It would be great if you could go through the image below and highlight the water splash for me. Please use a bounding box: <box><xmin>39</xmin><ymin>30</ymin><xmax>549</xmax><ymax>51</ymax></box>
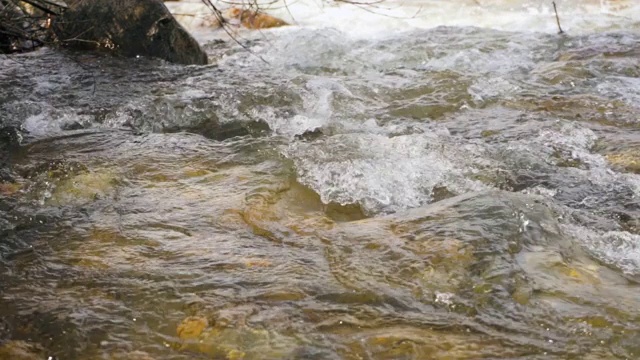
<box><xmin>565</xmin><ymin>225</ymin><xmax>640</xmax><ymax>277</ymax></box>
<box><xmin>284</xmin><ymin>131</ymin><xmax>489</xmax><ymax>214</ymax></box>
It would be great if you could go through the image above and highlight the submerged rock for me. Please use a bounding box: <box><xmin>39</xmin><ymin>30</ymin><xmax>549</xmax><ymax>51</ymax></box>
<box><xmin>337</xmin><ymin>326</ymin><xmax>526</xmax><ymax>359</ymax></box>
<box><xmin>54</xmin><ymin>0</ymin><xmax>208</xmax><ymax>65</ymax></box>
<box><xmin>0</xmin><ymin>341</ymin><xmax>44</xmax><ymax>360</ymax></box>
<box><xmin>177</xmin><ymin>316</ymin><xmax>209</xmax><ymax>340</ymax></box>
<box><xmin>175</xmin><ymin>312</ymin><xmax>300</xmax><ymax>359</ymax></box>
<box><xmin>49</xmin><ymin>170</ymin><xmax>118</xmax><ymax>205</ymax></box>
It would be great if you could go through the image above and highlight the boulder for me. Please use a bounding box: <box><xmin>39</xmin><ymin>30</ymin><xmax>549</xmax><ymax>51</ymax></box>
<box><xmin>54</xmin><ymin>0</ymin><xmax>208</xmax><ymax>65</ymax></box>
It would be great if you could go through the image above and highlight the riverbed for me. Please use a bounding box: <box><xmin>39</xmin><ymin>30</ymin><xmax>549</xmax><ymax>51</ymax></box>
<box><xmin>1</xmin><ymin>0</ymin><xmax>640</xmax><ymax>359</ymax></box>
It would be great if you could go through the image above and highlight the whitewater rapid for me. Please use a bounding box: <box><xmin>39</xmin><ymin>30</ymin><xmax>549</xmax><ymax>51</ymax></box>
<box><xmin>167</xmin><ymin>0</ymin><xmax>639</xmax><ymax>40</ymax></box>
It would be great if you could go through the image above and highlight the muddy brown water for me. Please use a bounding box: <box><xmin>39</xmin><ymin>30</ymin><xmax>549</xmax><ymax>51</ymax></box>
<box><xmin>1</xmin><ymin>20</ymin><xmax>640</xmax><ymax>360</ymax></box>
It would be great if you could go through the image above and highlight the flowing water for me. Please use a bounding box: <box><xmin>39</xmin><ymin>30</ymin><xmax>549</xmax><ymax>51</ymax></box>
<box><xmin>1</xmin><ymin>0</ymin><xmax>640</xmax><ymax>358</ymax></box>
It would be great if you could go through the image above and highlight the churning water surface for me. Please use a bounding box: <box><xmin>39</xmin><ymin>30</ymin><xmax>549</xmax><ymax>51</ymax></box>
<box><xmin>1</xmin><ymin>0</ymin><xmax>640</xmax><ymax>359</ymax></box>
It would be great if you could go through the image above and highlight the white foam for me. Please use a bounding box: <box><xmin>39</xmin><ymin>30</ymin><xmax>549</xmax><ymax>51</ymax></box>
<box><xmin>169</xmin><ymin>0</ymin><xmax>640</xmax><ymax>39</ymax></box>
<box><xmin>537</xmin><ymin>121</ymin><xmax>605</xmax><ymax>168</ymax></box>
<box><xmin>468</xmin><ymin>76</ymin><xmax>520</xmax><ymax>102</ymax></box>
<box><xmin>565</xmin><ymin>224</ymin><xmax>640</xmax><ymax>276</ymax></box>
<box><xmin>22</xmin><ymin>107</ymin><xmax>93</xmax><ymax>136</ymax></box>
<box><xmin>260</xmin><ymin>78</ymin><xmax>354</xmax><ymax>137</ymax></box>
<box><xmin>597</xmin><ymin>77</ymin><xmax>640</xmax><ymax>110</ymax></box>
<box><xmin>283</xmin><ymin>131</ymin><xmax>488</xmax><ymax>214</ymax></box>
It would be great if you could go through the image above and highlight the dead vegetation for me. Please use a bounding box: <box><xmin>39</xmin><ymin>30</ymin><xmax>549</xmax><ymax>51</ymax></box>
<box><xmin>223</xmin><ymin>6</ymin><xmax>288</xmax><ymax>29</ymax></box>
<box><xmin>0</xmin><ymin>0</ymin><xmax>66</xmax><ymax>53</ymax></box>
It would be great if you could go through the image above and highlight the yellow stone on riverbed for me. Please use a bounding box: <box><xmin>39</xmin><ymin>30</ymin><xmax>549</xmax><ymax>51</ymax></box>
<box><xmin>0</xmin><ymin>182</ymin><xmax>21</xmax><ymax>196</ymax></box>
<box><xmin>49</xmin><ymin>170</ymin><xmax>117</xmax><ymax>204</ymax></box>
<box><xmin>72</xmin><ymin>257</ymin><xmax>110</xmax><ymax>270</ymax></box>
<box><xmin>182</xmin><ymin>168</ymin><xmax>212</xmax><ymax>178</ymax></box>
<box><xmin>227</xmin><ymin>349</ymin><xmax>246</xmax><ymax>360</ymax></box>
<box><xmin>110</xmin><ymin>350</ymin><xmax>157</xmax><ymax>360</ymax></box>
<box><xmin>173</xmin><ymin>308</ymin><xmax>301</xmax><ymax>359</ymax></box>
<box><xmin>194</xmin><ymin>327</ymin><xmax>296</xmax><ymax>359</ymax></box>
<box><xmin>242</xmin><ymin>258</ymin><xmax>273</xmax><ymax>268</ymax></box>
<box><xmin>606</xmin><ymin>150</ymin><xmax>640</xmax><ymax>174</ymax></box>
<box><xmin>177</xmin><ymin>316</ymin><xmax>209</xmax><ymax>340</ymax></box>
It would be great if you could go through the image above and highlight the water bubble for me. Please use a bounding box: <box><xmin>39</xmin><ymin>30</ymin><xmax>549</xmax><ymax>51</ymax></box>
<box><xmin>435</xmin><ymin>292</ymin><xmax>454</xmax><ymax>306</ymax></box>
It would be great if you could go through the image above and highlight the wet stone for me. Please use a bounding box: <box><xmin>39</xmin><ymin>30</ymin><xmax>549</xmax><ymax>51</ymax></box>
<box><xmin>324</xmin><ymin>202</ymin><xmax>367</xmax><ymax>222</ymax></box>
<box><xmin>430</xmin><ymin>185</ymin><xmax>456</xmax><ymax>203</ymax></box>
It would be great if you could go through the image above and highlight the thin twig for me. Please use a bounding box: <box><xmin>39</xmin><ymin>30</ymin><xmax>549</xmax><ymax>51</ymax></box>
<box><xmin>552</xmin><ymin>1</ymin><xmax>564</xmax><ymax>34</ymax></box>
<box><xmin>342</xmin><ymin>1</ymin><xmax>423</xmax><ymax>20</ymax></box>
<box><xmin>200</xmin><ymin>0</ymin><xmax>270</xmax><ymax>65</ymax></box>
<box><xmin>282</xmin><ymin>0</ymin><xmax>297</xmax><ymax>25</ymax></box>
<box><xmin>335</xmin><ymin>0</ymin><xmax>387</xmax><ymax>6</ymax></box>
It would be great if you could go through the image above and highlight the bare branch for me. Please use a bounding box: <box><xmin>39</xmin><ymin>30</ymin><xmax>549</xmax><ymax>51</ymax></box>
<box><xmin>552</xmin><ymin>1</ymin><xmax>564</xmax><ymax>34</ymax></box>
<box><xmin>200</xmin><ymin>0</ymin><xmax>270</xmax><ymax>65</ymax></box>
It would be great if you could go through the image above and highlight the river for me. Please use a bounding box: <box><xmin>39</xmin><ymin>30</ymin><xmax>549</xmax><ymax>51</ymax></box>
<box><xmin>1</xmin><ymin>0</ymin><xmax>639</xmax><ymax>359</ymax></box>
